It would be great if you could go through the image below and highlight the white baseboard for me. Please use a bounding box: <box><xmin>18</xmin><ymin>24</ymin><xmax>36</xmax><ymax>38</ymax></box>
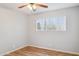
<box><xmin>2</xmin><ymin>44</ymin><xmax>79</xmax><ymax>56</ymax></box>
<box><xmin>29</xmin><ymin>44</ymin><xmax>79</xmax><ymax>55</ymax></box>
<box><xmin>1</xmin><ymin>44</ymin><xmax>28</xmax><ymax>56</ymax></box>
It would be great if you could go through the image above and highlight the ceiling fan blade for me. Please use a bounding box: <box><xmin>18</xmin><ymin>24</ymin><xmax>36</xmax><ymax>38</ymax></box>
<box><xmin>36</xmin><ymin>4</ymin><xmax>48</xmax><ymax>8</ymax></box>
<box><xmin>18</xmin><ymin>5</ymin><xmax>27</xmax><ymax>8</ymax></box>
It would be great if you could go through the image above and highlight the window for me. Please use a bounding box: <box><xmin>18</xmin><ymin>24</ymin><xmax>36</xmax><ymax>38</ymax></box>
<box><xmin>36</xmin><ymin>16</ymin><xmax>66</xmax><ymax>31</ymax></box>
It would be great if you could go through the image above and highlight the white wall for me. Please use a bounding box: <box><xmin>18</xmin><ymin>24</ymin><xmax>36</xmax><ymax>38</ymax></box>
<box><xmin>0</xmin><ymin>7</ymin><xmax>28</xmax><ymax>55</ymax></box>
<box><xmin>0</xmin><ymin>5</ymin><xmax>79</xmax><ymax>55</ymax></box>
<box><xmin>28</xmin><ymin>6</ymin><xmax>79</xmax><ymax>53</ymax></box>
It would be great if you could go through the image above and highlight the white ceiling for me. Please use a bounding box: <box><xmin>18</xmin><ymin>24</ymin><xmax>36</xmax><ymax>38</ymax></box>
<box><xmin>0</xmin><ymin>3</ymin><xmax>79</xmax><ymax>15</ymax></box>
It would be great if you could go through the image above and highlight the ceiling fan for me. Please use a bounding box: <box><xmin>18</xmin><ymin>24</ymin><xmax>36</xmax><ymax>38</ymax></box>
<box><xmin>18</xmin><ymin>3</ymin><xmax>48</xmax><ymax>12</ymax></box>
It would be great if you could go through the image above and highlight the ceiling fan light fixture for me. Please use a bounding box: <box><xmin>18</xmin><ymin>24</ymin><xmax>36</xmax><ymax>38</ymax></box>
<box><xmin>27</xmin><ymin>4</ymin><xmax>37</xmax><ymax>11</ymax></box>
<box><xmin>27</xmin><ymin>4</ymin><xmax>32</xmax><ymax>10</ymax></box>
<box><xmin>18</xmin><ymin>3</ymin><xmax>48</xmax><ymax>12</ymax></box>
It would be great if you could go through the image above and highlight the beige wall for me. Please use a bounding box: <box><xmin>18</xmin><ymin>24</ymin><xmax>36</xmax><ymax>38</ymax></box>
<box><xmin>28</xmin><ymin>6</ymin><xmax>79</xmax><ymax>53</ymax></box>
<box><xmin>0</xmin><ymin>7</ymin><xmax>29</xmax><ymax>55</ymax></box>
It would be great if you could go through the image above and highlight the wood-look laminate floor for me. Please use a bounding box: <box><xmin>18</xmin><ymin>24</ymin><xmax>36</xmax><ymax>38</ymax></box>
<box><xmin>5</xmin><ymin>46</ymin><xmax>79</xmax><ymax>56</ymax></box>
